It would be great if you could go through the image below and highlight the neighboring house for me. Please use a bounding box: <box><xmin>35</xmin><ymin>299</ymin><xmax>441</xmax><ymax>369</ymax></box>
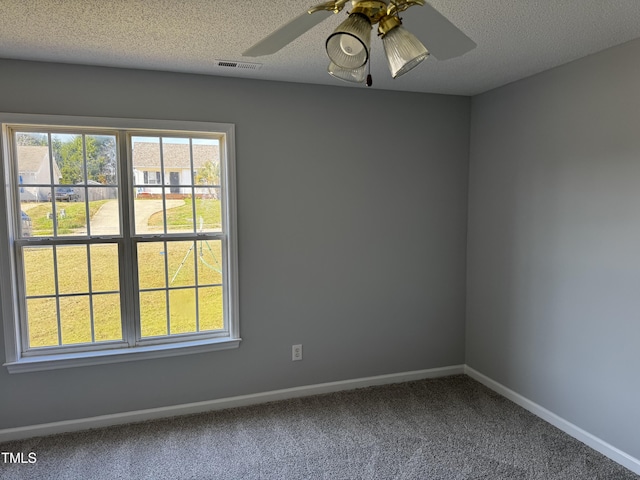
<box><xmin>18</xmin><ymin>145</ymin><xmax>61</xmax><ymax>201</ymax></box>
<box><xmin>132</xmin><ymin>142</ymin><xmax>219</xmax><ymax>196</ymax></box>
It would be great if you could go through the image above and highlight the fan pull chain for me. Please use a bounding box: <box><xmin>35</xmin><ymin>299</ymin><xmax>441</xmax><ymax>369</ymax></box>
<box><xmin>366</xmin><ymin>47</ymin><xmax>373</xmax><ymax>87</ymax></box>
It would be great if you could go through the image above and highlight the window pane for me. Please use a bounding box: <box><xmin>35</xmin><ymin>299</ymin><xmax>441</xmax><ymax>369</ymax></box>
<box><xmin>197</xmin><ymin>240</ymin><xmax>223</xmax><ymax>285</ymax></box>
<box><xmin>93</xmin><ymin>294</ymin><xmax>122</xmax><ymax>342</ymax></box>
<box><xmin>90</xmin><ymin>244</ymin><xmax>120</xmax><ymax>292</ymax></box>
<box><xmin>140</xmin><ymin>290</ymin><xmax>167</xmax><ymax>338</ymax></box>
<box><xmin>138</xmin><ymin>242</ymin><xmax>167</xmax><ymax>289</ymax></box>
<box><xmin>132</xmin><ymin>135</ymin><xmax>161</xmax><ymax>192</ymax></box>
<box><xmin>16</xmin><ymin>133</ymin><xmax>51</xmax><ymax>203</ymax></box>
<box><xmin>52</xmin><ymin>133</ymin><xmax>83</xmax><ymax>185</ymax></box>
<box><xmin>194</xmin><ymin>139</ymin><xmax>220</xmax><ymax>186</ymax></box>
<box><xmin>86</xmin><ymin>135</ymin><xmax>117</xmax><ymax>185</ymax></box>
<box><xmin>18</xmin><ymin>205</ymin><xmax>35</xmax><ymax>238</ymax></box>
<box><xmin>134</xmin><ymin>197</ymin><xmax>166</xmax><ymax>234</ymax></box>
<box><xmin>23</xmin><ymin>246</ymin><xmax>55</xmax><ymax>296</ymax></box>
<box><xmin>199</xmin><ymin>287</ymin><xmax>224</xmax><ymax>331</ymax></box>
<box><xmin>195</xmin><ymin>187</ymin><xmax>221</xmax><ymax>232</ymax></box>
<box><xmin>165</xmin><ymin>191</ymin><xmax>194</xmax><ymax>234</ymax></box>
<box><xmin>167</xmin><ymin>241</ymin><xmax>196</xmax><ymax>287</ymax></box>
<box><xmin>50</xmin><ymin>185</ymin><xmax>80</xmax><ymax>203</ymax></box>
<box><xmin>60</xmin><ymin>295</ymin><xmax>92</xmax><ymax>345</ymax></box>
<box><xmin>87</xmin><ymin>188</ymin><xmax>120</xmax><ymax>236</ymax></box>
<box><xmin>137</xmin><ymin>190</ymin><xmax>195</xmax><ymax>234</ymax></box>
<box><xmin>49</xmin><ymin>196</ymin><xmax>85</xmax><ymax>237</ymax></box>
<box><xmin>163</xmin><ymin>138</ymin><xmax>192</xmax><ymax>187</ymax></box>
<box><xmin>169</xmin><ymin>288</ymin><xmax>196</xmax><ymax>334</ymax></box>
<box><xmin>57</xmin><ymin>245</ymin><xmax>89</xmax><ymax>295</ymax></box>
<box><xmin>27</xmin><ymin>297</ymin><xmax>58</xmax><ymax>348</ymax></box>
<box><xmin>21</xmin><ymin>204</ymin><xmax>54</xmax><ymax>237</ymax></box>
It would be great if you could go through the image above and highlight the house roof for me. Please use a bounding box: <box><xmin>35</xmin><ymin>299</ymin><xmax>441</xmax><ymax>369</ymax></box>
<box><xmin>133</xmin><ymin>142</ymin><xmax>219</xmax><ymax>170</ymax></box>
<box><xmin>17</xmin><ymin>145</ymin><xmax>49</xmax><ymax>174</ymax></box>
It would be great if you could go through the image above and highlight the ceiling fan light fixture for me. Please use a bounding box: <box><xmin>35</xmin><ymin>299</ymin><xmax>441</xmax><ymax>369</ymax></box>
<box><xmin>380</xmin><ymin>16</ymin><xmax>429</xmax><ymax>78</ymax></box>
<box><xmin>325</xmin><ymin>12</ymin><xmax>372</xmax><ymax>69</ymax></box>
<box><xmin>327</xmin><ymin>61</ymin><xmax>367</xmax><ymax>83</ymax></box>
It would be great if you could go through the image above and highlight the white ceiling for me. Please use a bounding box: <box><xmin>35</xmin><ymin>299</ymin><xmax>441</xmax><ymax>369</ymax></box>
<box><xmin>1</xmin><ymin>1</ymin><xmax>640</xmax><ymax>96</ymax></box>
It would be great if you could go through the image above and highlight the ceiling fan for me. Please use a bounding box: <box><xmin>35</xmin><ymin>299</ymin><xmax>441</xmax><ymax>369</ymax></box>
<box><xmin>242</xmin><ymin>0</ymin><xmax>476</xmax><ymax>85</ymax></box>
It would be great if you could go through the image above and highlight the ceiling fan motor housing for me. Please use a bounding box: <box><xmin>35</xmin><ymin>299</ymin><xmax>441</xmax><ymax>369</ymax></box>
<box><xmin>351</xmin><ymin>1</ymin><xmax>389</xmax><ymax>24</ymax></box>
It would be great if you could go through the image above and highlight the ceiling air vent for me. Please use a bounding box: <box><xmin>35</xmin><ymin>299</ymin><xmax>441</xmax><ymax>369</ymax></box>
<box><xmin>215</xmin><ymin>60</ymin><xmax>262</xmax><ymax>70</ymax></box>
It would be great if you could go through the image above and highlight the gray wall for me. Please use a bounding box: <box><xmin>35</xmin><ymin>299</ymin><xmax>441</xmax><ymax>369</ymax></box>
<box><xmin>0</xmin><ymin>59</ymin><xmax>470</xmax><ymax>429</ymax></box>
<box><xmin>467</xmin><ymin>38</ymin><xmax>640</xmax><ymax>459</ymax></box>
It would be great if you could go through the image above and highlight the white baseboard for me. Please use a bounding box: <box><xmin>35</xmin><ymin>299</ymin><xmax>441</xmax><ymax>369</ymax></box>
<box><xmin>0</xmin><ymin>364</ymin><xmax>464</xmax><ymax>443</ymax></box>
<box><xmin>464</xmin><ymin>366</ymin><xmax>640</xmax><ymax>476</ymax></box>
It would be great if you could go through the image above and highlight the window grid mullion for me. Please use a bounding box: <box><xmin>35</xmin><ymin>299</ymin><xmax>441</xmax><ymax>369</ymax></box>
<box><xmin>193</xmin><ymin>241</ymin><xmax>200</xmax><ymax>333</ymax></box>
<box><xmin>131</xmin><ymin>282</ymin><xmax>222</xmax><ymax>293</ymax></box>
<box><xmin>189</xmin><ymin>139</ymin><xmax>197</xmax><ymax>233</ymax></box>
<box><xmin>158</xmin><ymin>137</ymin><xmax>173</xmax><ymax>338</ymax></box>
<box><xmin>82</xmin><ymin>134</ymin><xmax>92</xmax><ymax>237</ymax></box>
<box><xmin>25</xmin><ymin>289</ymin><xmax>121</xmax><ymax>300</ymax></box>
<box><xmin>188</xmin><ymin>140</ymin><xmax>201</xmax><ymax>332</ymax></box>
<box><xmin>46</xmin><ymin>133</ymin><xmax>59</xmax><ymax>237</ymax></box>
<box><xmin>163</xmin><ymin>240</ymin><xmax>171</xmax><ymax>336</ymax></box>
<box><xmin>120</xmin><ymin>131</ymin><xmax>138</xmax><ymax>347</ymax></box>
<box><xmin>86</xmin><ymin>244</ymin><xmax>96</xmax><ymax>343</ymax></box>
<box><xmin>159</xmin><ymin>137</ymin><xmax>167</xmax><ymax>235</ymax></box>
<box><xmin>51</xmin><ymin>245</ymin><xmax>62</xmax><ymax>346</ymax></box>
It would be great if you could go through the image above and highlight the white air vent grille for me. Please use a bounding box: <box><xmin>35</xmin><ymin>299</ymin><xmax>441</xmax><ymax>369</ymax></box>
<box><xmin>215</xmin><ymin>60</ymin><xmax>262</xmax><ymax>70</ymax></box>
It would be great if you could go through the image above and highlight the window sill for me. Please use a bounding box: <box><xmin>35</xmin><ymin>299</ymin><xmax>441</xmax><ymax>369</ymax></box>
<box><xmin>4</xmin><ymin>337</ymin><xmax>241</xmax><ymax>374</ymax></box>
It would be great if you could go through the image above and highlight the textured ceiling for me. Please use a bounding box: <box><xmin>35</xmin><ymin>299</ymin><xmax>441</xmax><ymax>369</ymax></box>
<box><xmin>1</xmin><ymin>1</ymin><xmax>640</xmax><ymax>96</ymax></box>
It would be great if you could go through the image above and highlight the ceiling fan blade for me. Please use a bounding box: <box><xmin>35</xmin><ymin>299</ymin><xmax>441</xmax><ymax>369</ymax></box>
<box><xmin>402</xmin><ymin>2</ymin><xmax>476</xmax><ymax>60</ymax></box>
<box><xmin>242</xmin><ymin>9</ymin><xmax>334</xmax><ymax>57</ymax></box>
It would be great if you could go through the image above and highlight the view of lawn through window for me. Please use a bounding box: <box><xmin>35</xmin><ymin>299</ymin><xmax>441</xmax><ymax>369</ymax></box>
<box><xmin>15</xmin><ymin>129</ymin><xmax>227</xmax><ymax>351</ymax></box>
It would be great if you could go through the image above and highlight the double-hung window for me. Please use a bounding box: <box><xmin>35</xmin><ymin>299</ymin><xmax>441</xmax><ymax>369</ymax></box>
<box><xmin>0</xmin><ymin>115</ymin><xmax>239</xmax><ymax>373</ymax></box>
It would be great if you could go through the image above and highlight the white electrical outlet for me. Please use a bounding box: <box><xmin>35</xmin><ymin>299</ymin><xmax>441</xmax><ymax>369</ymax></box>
<box><xmin>292</xmin><ymin>344</ymin><xmax>302</xmax><ymax>361</ymax></box>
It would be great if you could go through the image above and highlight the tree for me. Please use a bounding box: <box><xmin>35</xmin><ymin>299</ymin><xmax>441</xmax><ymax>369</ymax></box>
<box><xmin>55</xmin><ymin>136</ymin><xmax>116</xmax><ymax>185</ymax></box>
<box><xmin>57</xmin><ymin>136</ymin><xmax>96</xmax><ymax>184</ymax></box>
<box><xmin>16</xmin><ymin>133</ymin><xmax>47</xmax><ymax>146</ymax></box>
<box><xmin>195</xmin><ymin>160</ymin><xmax>220</xmax><ymax>199</ymax></box>
<box><xmin>95</xmin><ymin>136</ymin><xmax>117</xmax><ymax>184</ymax></box>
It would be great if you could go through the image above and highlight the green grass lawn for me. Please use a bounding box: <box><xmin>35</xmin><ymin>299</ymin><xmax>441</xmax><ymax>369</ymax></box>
<box><xmin>23</xmin><ymin>199</ymin><xmax>224</xmax><ymax>348</ymax></box>
<box><xmin>26</xmin><ymin>200</ymin><xmax>109</xmax><ymax>235</ymax></box>
<box><xmin>148</xmin><ymin>197</ymin><xmax>222</xmax><ymax>231</ymax></box>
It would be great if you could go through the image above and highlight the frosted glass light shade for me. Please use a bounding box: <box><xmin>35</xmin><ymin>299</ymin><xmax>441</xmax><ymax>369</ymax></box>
<box><xmin>327</xmin><ymin>62</ymin><xmax>367</xmax><ymax>83</ymax></box>
<box><xmin>382</xmin><ymin>26</ymin><xmax>429</xmax><ymax>78</ymax></box>
<box><xmin>326</xmin><ymin>13</ymin><xmax>372</xmax><ymax>69</ymax></box>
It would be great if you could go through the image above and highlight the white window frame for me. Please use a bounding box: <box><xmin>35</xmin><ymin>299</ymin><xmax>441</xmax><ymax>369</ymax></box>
<box><xmin>0</xmin><ymin>114</ymin><xmax>240</xmax><ymax>373</ymax></box>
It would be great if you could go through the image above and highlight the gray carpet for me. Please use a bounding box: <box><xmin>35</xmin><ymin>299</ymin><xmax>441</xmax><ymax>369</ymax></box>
<box><xmin>0</xmin><ymin>375</ymin><xmax>637</xmax><ymax>479</ymax></box>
